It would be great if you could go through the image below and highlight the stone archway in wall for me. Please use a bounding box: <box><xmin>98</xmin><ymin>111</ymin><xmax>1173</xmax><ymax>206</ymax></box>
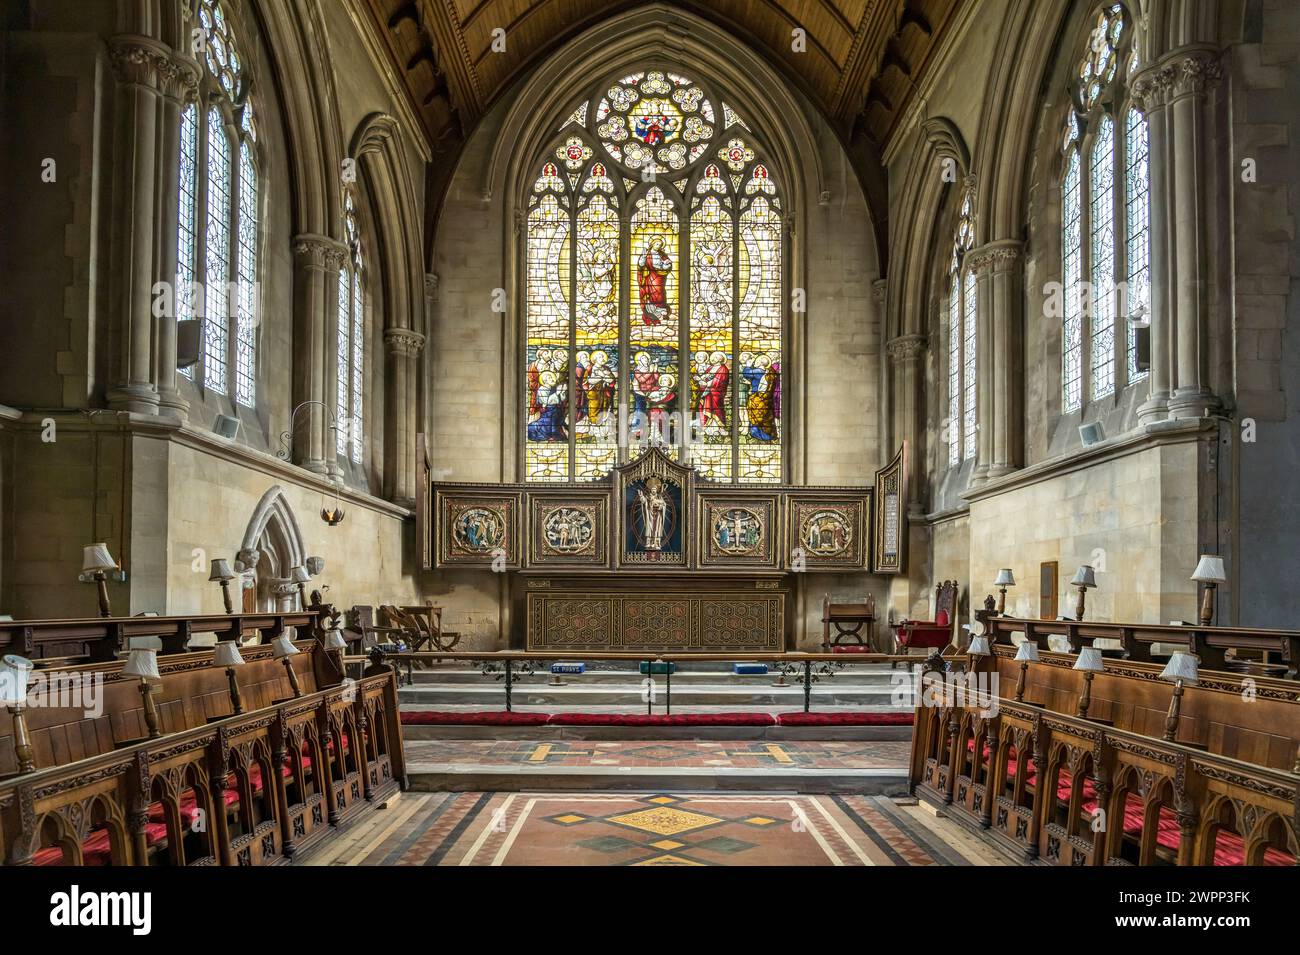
<box><xmin>234</xmin><ymin>486</ymin><xmax>308</xmax><ymax>613</ymax></box>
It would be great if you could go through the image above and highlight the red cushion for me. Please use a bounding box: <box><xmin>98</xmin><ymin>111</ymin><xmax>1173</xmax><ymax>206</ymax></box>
<box><xmin>777</xmin><ymin>712</ymin><xmax>913</xmax><ymax>726</ymax></box>
<box><xmin>830</xmin><ymin>645</ymin><xmax>873</xmax><ymax>653</ymax></box>
<box><xmin>401</xmin><ymin>710</ymin><xmax>550</xmax><ymax>726</ymax></box>
<box><xmin>936</xmin><ymin>609</ymin><xmax>950</xmax><ymax>627</ymax></box>
<box><xmin>548</xmin><ymin>712</ymin><xmax>777</xmax><ymax>727</ymax></box>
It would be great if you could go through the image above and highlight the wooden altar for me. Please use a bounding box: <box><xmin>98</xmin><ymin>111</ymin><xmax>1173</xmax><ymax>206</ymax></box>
<box><xmin>426</xmin><ymin>446</ymin><xmax>909</xmax><ymax>652</ymax></box>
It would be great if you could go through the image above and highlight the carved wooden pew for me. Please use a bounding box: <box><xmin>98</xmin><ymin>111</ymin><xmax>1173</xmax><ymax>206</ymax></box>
<box><xmin>908</xmin><ymin>646</ymin><xmax>1300</xmax><ymax>866</ymax></box>
<box><xmin>0</xmin><ymin>638</ymin><xmax>405</xmax><ymax>865</ymax></box>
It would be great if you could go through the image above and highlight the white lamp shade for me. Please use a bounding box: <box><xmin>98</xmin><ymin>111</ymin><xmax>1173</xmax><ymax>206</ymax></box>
<box><xmin>994</xmin><ymin>568</ymin><xmax>1016</xmax><ymax>587</ymax></box>
<box><xmin>0</xmin><ymin>654</ymin><xmax>33</xmax><ymax>705</ymax></box>
<box><xmin>324</xmin><ymin>630</ymin><xmax>348</xmax><ymax>651</ymax></box>
<box><xmin>1191</xmin><ymin>555</ymin><xmax>1226</xmax><ymax>583</ymax></box>
<box><xmin>271</xmin><ymin>635</ymin><xmax>300</xmax><ymax>659</ymax></box>
<box><xmin>1014</xmin><ymin>642</ymin><xmax>1040</xmax><ymax>662</ymax></box>
<box><xmin>209</xmin><ymin>559</ymin><xmax>235</xmax><ymax>582</ymax></box>
<box><xmin>1070</xmin><ymin>565</ymin><xmax>1098</xmax><ymax>589</ymax></box>
<box><xmin>967</xmin><ymin>636</ymin><xmax>991</xmax><ymax>656</ymax></box>
<box><xmin>289</xmin><ymin>566</ymin><xmax>310</xmax><ymax>584</ymax></box>
<box><xmin>1160</xmin><ymin>651</ymin><xmax>1199</xmax><ymax>684</ymax></box>
<box><xmin>213</xmin><ymin>640</ymin><xmax>245</xmax><ymax>667</ymax></box>
<box><xmin>122</xmin><ymin>648</ymin><xmax>161</xmax><ymax>681</ymax></box>
<box><xmin>1073</xmin><ymin>647</ymin><xmax>1105</xmax><ymax>672</ymax></box>
<box><xmin>82</xmin><ymin>543</ymin><xmax>116</xmax><ymax>573</ymax></box>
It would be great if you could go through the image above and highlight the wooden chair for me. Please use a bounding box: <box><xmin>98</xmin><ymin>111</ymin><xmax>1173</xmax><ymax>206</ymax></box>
<box><xmin>892</xmin><ymin>580</ymin><xmax>960</xmax><ymax>664</ymax></box>
<box><xmin>400</xmin><ymin>603</ymin><xmax>461</xmax><ymax>653</ymax></box>
<box><xmin>821</xmin><ymin>594</ymin><xmax>876</xmax><ymax>650</ymax></box>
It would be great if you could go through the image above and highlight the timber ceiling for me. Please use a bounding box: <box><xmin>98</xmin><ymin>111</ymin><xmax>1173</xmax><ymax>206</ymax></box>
<box><xmin>361</xmin><ymin>0</ymin><xmax>963</xmax><ymax>263</ymax></box>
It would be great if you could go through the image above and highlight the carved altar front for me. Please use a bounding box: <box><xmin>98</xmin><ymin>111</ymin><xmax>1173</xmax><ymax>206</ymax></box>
<box><xmin>428</xmin><ymin>447</ymin><xmax>908</xmax><ymax>652</ymax></box>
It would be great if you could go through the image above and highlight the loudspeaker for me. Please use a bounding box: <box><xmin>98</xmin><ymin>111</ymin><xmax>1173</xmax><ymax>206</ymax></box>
<box><xmin>214</xmin><ymin>414</ymin><xmax>240</xmax><ymax>440</ymax></box>
<box><xmin>177</xmin><ymin>319</ymin><xmax>202</xmax><ymax>369</ymax></box>
<box><xmin>1079</xmin><ymin>421</ymin><xmax>1105</xmax><ymax>447</ymax></box>
<box><xmin>1133</xmin><ymin>323</ymin><xmax>1151</xmax><ymax>373</ymax></box>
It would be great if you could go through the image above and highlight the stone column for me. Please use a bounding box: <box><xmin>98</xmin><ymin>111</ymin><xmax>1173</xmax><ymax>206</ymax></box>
<box><xmin>872</xmin><ymin>279</ymin><xmax>889</xmax><ymax>460</ymax></box>
<box><xmin>1166</xmin><ymin>50</ymin><xmax>1223</xmax><ymax>417</ymax></box>
<box><xmin>383</xmin><ymin>328</ymin><xmax>425</xmax><ymax>506</ymax></box>
<box><xmin>1133</xmin><ymin>47</ymin><xmax>1224</xmax><ymax>422</ymax></box>
<box><xmin>291</xmin><ymin>236</ymin><xmax>347</xmax><ymax>474</ymax></box>
<box><xmin>886</xmin><ymin>334</ymin><xmax>927</xmax><ymax>515</ymax></box>
<box><xmin>968</xmin><ymin>240</ymin><xmax>1024</xmax><ymax>480</ymax></box>
<box><xmin>107</xmin><ymin>36</ymin><xmax>170</xmax><ymax>414</ymax></box>
<box><xmin>153</xmin><ymin>53</ymin><xmax>200</xmax><ymax>421</ymax></box>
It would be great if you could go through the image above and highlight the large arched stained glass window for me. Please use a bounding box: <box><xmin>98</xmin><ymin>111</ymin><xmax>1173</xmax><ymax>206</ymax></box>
<box><xmin>524</xmin><ymin>70</ymin><xmax>785</xmax><ymax>483</ymax></box>
<box><xmin>177</xmin><ymin>0</ymin><xmax>260</xmax><ymax>407</ymax></box>
<box><xmin>1059</xmin><ymin>3</ymin><xmax>1149</xmax><ymax>413</ymax></box>
<box><xmin>946</xmin><ymin>184</ymin><xmax>976</xmax><ymax>467</ymax></box>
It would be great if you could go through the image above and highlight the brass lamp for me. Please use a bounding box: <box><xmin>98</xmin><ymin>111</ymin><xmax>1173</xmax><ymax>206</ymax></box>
<box><xmin>209</xmin><ymin>559</ymin><xmax>236</xmax><ymax>614</ymax></box>
<box><xmin>994</xmin><ymin>569</ymin><xmax>1016</xmax><ymax>614</ymax></box>
<box><xmin>82</xmin><ymin>543</ymin><xmax>117</xmax><ymax>618</ymax></box>
<box><xmin>272</xmin><ymin>633</ymin><xmax>302</xmax><ymax>698</ymax></box>
<box><xmin>289</xmin><ymin>566</ymin><xmax>311</xmax><ymax>609</ymax></box>
<box><xmin>1190</xmin><ymin>555</ymin><xmax>1226</xmax><ymax>627</ymax></box>
<box><xmin>0</xmin><ymin>654</ymin><xmax>36</xmax><ymax>774</ymax></box>
<box><xmin>1013</xmin><ymin>641</ymin><xmax>1039</xmax><ymax>703</ymax></box>
<box><xmin>1072</xmin><ymin>646</ymin><xmax>1105</xmax><ymax>719</ymax></box>
<box><xmin>122</xmin><ymin>639</ymin><xmax>163</xmax><ymax>739</ymax></box>
<box><xmin>213</xmin><ymin>640</ymin><xmax>246</xmax><ymax>715</ymax></box>
<box><xmin>1070</xmin><ymin>565</ymin><xmax>1098</xmax><ymax>621</ymax></box>
<box><xmin>1159</xmin><ymin>652</ymin><xmax>1199</xmax><ymax>743</ymax></box>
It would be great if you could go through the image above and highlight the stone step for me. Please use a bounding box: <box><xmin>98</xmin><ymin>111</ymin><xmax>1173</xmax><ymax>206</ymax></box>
<box><xmin>400</xmin><ymin>722</ymin><xmax>913</xmax><ymax>742</ymax></box>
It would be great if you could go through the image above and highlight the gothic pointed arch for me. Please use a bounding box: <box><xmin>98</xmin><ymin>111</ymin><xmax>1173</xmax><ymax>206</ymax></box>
<box><xmin>234</xmin><ymin>484</ymin><xmax>307</xmax><ymax>583</ymax></box>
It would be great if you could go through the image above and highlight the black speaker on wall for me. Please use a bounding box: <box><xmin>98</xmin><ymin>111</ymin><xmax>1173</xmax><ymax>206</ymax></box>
<box><xmin>177</xmin><ymin>319</ymin><xmax>201</xmax><ymax>369</ymax></box>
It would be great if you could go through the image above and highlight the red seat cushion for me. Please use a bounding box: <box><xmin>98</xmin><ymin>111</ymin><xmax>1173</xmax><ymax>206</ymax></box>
<box><xmin>777</xmin><ymin>712</ymin><xmax>913</xmax><ymax>726</ymax></box>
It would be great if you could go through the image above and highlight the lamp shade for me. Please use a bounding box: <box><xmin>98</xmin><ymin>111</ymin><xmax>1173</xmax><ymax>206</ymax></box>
<box><xmin>121</xmin><ymin>648</ymin><xmax>161</xmax><ymax>681</ymax></box>
<box><xmin>323</xmin><ymin>630</ymin><xmax>348</xmax><ymax>651</ymax></box>
<box><xmin>1070</xmin><ymin>565</ymin><xmax>1098</xmax><ymax>589</ymax></box>
<box><xmin>271</xmin><ymin>635</ymin><xmax>300</xmax><ymax>659</ymax></box>
<box><xmin>994</xmin><ymin>568</ymin><xmax>1016</xmax><ymax>587</ymax></box>
<box><xmin>967</xmin><ymin>636</ymin><xmax>991</xmax><ymax>656</ymax></box>
<box><xmin>0</xmin><ymin>654</ymin><xmax>33</xmax><ymax>706</ymax></box>
<box><xmin>128</xmin><ymin>636</ymin><xmax>163</xmax><ymax>652</ymax></box>
<box><xmin>1073</xmin><ymin>647</ymin><xmax>1105</xmax><ymax>673</ymax></box>
<box><xmin>1160</xmin><ymin>651</ymin><xmax>1199</xmax><ymax>684</ymax></box>
<box><xmin>213</xmin><ymin>640</ymin><xmax>245</xmax><ymax>667</ymax></box>
<box><xmin>208</xmin><ymin>559</ymin><xmax>235</xmax><ymax>582</ymax></box>
<box><xmin>1191</xmin><ymin>555</ymin><xmax>1226</xmax><ymax>583</ymax></box>
<box><xmin>82</xmin><ymin>543</ymin><xmax>116</xmax><ymax>573</ymax></box>
<box><xmin>1014</xmin><ymin>642</ymin><xmax>1040</xmax><ymax>663</ymax></box>
<box><xmin>289</xmin><ymin>565</ymin><xmax>311</xmax><ymax>584</ymax></box>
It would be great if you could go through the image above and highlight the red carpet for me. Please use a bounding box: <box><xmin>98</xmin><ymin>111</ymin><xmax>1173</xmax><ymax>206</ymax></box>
<box><xmin>400</xmin><ymin>711</ymin><xmax>913</xmax><ymax>727</ymax></box>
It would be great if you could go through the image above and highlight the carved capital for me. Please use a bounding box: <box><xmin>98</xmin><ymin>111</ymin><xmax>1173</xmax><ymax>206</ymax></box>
<box><xmin>966</xmin><ymin>240</ymin><xmax>1023</xmax><ymax>274</ymax></box>
<box><xmin>1132</xmin><ymin>48</ymin><xmax>1222</xmax><ymax>109</ymax></box>
<box><xmin>871</xmin><ymin>278</ymin><xmax>887</xmax><ymax>306</ymax></box>
<box><xmin>108</xmin><ymin>35</ymin><xmax>173</xmax><ymax>89</ymax></box>
<box><xmin>886</xmin><ymin>334</ymin><xmax>926</xmax><ymax>363</ymax></box>
<box><xmin>424</xmin><ymin>273</ymin><xmax>439</xmax><ymax>301</ymax></box>
<box><xmin>157</xmin><ymin>54</ymin><xmax>201</xmax><ymax>105</ymax></box>
<box><xmin>384</xmin><ymin>328</ymin><xmax>426</xmax><ymax>357</ymax></box>
<box><xmin>292</xmin><ymin>234</ymin><xmax>347</xmax><ymax>271</ymax></box>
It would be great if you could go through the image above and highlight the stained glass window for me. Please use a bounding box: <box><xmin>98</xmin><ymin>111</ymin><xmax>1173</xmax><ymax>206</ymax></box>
<box><xmin>946</xmin><ymin>186</ymin><xmax>976</xmax><ymax>467</ymax></box>
<box><xmin>524</xmin><ymin>70</ymin><xmax>784</xmax><ymax>483</ymax></box>
<box><xmin>338</xmin><ymin>192</ymin><xmax>365</xmax><ymax>464</ymax></box>
<box><xmin>1060</xmin><ymin>3</ymin><xmax>1146</xmax><ymax>411</ymax></box>
<box><xmin>178</xmin><ymin>0</ymin><xmax>260</xmax><ymax>405</ymax></box>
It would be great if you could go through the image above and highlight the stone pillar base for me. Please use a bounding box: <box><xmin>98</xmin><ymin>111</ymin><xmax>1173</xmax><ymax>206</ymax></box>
<box><xmin>107</xmin><ymin>384</ymin><xmax>160</xmax><ymax>414</ymax></box>
<box><xmin>1168</xmin><ymin>388</ymin><xmax>1221</xmax><ymax>419</ymax></box>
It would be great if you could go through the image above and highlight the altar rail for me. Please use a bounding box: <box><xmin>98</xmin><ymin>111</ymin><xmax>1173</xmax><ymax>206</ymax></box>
<box><xmin>987</xmin><ymin>616</ymin><xmax>1299</xmax><ymax>678</ymax></box>
<box><xmin>0</xmin><ymin>611</ymin><xmax>321</xmax><ymax>663</ymax></box>
<box><xmin>0</xmin><ymin>671</ymin><xmax>405</xmax><ymax>865</ymax></box>
<box><xmin>353</xmin><ymin>648</ymin><xmax>937</xmax><ymax>714</ymax></box>
<box><xmin>909</xmin><ymin>651</ymin><xmax>1300</xmax><ymax>866</ymax></box>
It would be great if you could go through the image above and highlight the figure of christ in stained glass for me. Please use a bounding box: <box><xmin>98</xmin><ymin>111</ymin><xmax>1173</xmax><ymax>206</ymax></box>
<box><xmin>525</xmin><ymin>187</ymin><xmax>572</xmax><ymax>482</ymax></box>
<box><xmin>573</xmin><ymin>188</ymin><xmax>620</xmax><ymax>480</ymax></box>
<box><xmin>689</xmin><ymin>191</ymin><xmax>734</xmax><ymax>480</ymax></box>
<box><xmin>737</xmin><ymin>187</ymin><xmax>782</xmax><ymax>483</ymax></box>
<box><xmin>629</xmin><ymin>188</ymin><xmax>680</xmax><ymax>454</ymax></box>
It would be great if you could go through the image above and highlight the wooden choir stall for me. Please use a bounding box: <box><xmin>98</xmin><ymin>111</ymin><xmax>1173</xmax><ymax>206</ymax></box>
<box><xmin>0</xmin><ymin>611</ymin><xmax>406</xmax><ymax>866</ymax></box>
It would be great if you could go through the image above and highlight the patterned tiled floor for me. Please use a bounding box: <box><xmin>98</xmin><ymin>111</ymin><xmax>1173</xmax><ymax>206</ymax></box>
<box><xmin>301</xmin><ymin>791</ymin><xmax>1013</xmax><ymax>866</ymax></box>
<box><xmin>403</xmin><ymin>739</ymin><xmax>910</xmax><ymax>770</ymax></box>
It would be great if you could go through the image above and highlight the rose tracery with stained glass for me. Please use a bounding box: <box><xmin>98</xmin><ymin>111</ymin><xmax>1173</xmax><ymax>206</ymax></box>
<box><xmin>525</xmin><ymin>69</ymin><xmax>784</xmax><ymax>484</ymax></box>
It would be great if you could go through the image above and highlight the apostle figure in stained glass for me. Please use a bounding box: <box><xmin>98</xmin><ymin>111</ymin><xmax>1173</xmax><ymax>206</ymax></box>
<box><xmin>583</xmin><ymin>349</ymin><xmax>616</xmax><ymax>428</ymax></box>
<box><xmin>692</xmin><ymin>350</ymin><xmax>730</xmax><ymax>431</ymax></box>
<box><xmin>527</xmin><ymin>370</ymin><xmax>568</xmax><ymax>442</ymax></box>
<box><xmin>742</xmin><ymin>354</ymin><xmax>778</xmax><ymax>441</ymax></box>
<box><xmin>634</xmin><ymin>111</ymin><xmax>679</xmax><ymax>146</ymax></box>
<box><xmin>637</xmin><ymin>236</ymin><xmax>673</xmax><ymax>325</ymax></box>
